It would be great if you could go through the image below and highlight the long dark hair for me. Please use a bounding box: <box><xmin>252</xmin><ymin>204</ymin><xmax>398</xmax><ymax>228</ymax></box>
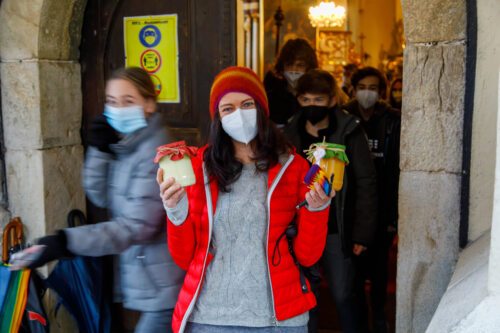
<box><xmin>204</xmin><ymin>104</ymin><xmax>292</xmax><ymax>192</ymax></box>
<box><xmin>389</xmin><ymin>78</ymin><xmax>403</xmax><ymax>109</ymax></box>
<box><xmin>296</xmin><ymin>69</ymin><xmax>336</xmax><ymax>98</ymax></box>
<box><xmin>351</xmin><ymin>66</ymin><xmax>388</xmax><ymax>97</ymax></box>
<box><xmin>274</xmin><ymin>38</ymin><xmax>318</xmax><ymax>74</ymax></box>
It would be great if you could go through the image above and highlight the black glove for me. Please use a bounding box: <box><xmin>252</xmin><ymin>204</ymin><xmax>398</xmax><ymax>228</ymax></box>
<box><xmin>86</xmin><ymin>114</ymin><xmax>120</xmax><ymax>153</ymax></box>
<box><xmin>27</xmin><ymin>230</ymin><xmax>73</xmax><ymax>269</ymax></box>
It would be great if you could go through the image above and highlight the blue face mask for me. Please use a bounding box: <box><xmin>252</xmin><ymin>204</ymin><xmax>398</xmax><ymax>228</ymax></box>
<box><xmin>103</xmin><ymin>105</ymin><xmax>148</xmax><ymax>134</ymax></box>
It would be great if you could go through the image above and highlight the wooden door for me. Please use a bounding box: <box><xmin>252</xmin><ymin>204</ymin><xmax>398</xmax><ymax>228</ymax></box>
<box><xmin>80</xmin><ymin>0</ymin><xmax>236</xmax><ymax>223</ymax></box>
<box><xmin>81</xmin><ymin>0</ymin><xmax>236</xmax><ymax>144</ymax></box>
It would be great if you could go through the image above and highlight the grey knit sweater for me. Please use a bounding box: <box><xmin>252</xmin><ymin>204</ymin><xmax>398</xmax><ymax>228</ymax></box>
<box><xmin>168</xmin><ymin>163</ymin><xmax>308</xmax><ymax>327</ymax></box>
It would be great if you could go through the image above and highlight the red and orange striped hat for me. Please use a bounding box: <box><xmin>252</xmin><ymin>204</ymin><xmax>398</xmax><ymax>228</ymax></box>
<box><xmin>209</xmin><ymin>66</ymin><xmax>269</xmax><ymax>118</ymax></box>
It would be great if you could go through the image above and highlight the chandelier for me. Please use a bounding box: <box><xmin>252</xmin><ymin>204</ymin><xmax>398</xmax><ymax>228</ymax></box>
<box><xmin>308</xmin><ymin>1</ymin><xmax>346</xmax><ymax>28</ymax></box>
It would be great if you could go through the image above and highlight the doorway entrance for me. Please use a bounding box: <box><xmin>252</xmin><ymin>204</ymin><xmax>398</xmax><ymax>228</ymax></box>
<box><xmin>259</xmin><ymin>1</ymin><xmax>403</xmax><ymax>332</ymax></box>
<box><xmin>0</xmin><ymin>0</ymin><xmax>470</xmax><ymax>331</ymax></box>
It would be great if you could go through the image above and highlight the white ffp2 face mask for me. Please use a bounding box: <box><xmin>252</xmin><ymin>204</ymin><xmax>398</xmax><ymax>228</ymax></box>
<box><xmin>221</xmin><ymin>108</ymin><xmax>258</xmax><ymax>144</ymax></box>
<box><xmin>356</xmin><ymin>90</ymin><xmax>379</xmax><ymax>109</ymax></box>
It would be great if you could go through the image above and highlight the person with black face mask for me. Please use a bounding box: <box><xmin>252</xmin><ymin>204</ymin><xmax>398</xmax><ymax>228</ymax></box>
<box><xmin>344</xmin><ymin>67</ymin><xmax>401</xmax><ymax>333</ymax></box>
<box><xmin>284</xmin><ymin>69</ymin><xmax>378</xmax><ymax>333</ymax></box>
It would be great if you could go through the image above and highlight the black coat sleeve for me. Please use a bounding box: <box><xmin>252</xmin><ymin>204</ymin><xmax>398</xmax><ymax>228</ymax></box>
<box><xmin>346</xmin><ymin>127</ymin><xmax>378</xmax><ymax>246</ymax></box>
<box><xmin>384</xmin><ymin>117</ymin><xmax>401</xmax><ymax>228</ymax></box>
<box><xmin>264</xmin><ymin>71</ymin><xmax>297</xmax><ymax>125</ymax></box>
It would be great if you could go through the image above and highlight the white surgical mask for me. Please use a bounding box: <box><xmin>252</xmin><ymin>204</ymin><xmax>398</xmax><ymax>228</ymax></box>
<box><xmin>221</xmin><ymin>108</ymin><xmax>258</xmax><ymax>144</ymax></box>
<box><xmin>283</xmin><ymin>71</ymin><xmax>305</xmax><ymax>89</ymax></box>
<box><xmin>356</xmin><ymin>90</ymin><xmax>379</xmax><ymax>109</ymax></box>
<box><xmin>103</xmin><ymin>105</ymin><xmax>148</xmax><ymax>134</ymax></box>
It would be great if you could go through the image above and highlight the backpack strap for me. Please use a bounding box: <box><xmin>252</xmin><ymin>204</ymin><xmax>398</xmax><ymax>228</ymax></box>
<box><xmin>67</xmin><ymin>209</ymin><xmax>86</xmax><ymax>228</ymax></box>
<box><xmin>285</xmin><ymin>226</ymin><xmax>310</xmax><ymax>293</ymax></box>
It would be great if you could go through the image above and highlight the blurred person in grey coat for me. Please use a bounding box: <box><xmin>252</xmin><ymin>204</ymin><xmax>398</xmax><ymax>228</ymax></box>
<box><xmin>10</xmin><ymin>67</ymin><xmax>185</xmax><ymax>333</ymax></box>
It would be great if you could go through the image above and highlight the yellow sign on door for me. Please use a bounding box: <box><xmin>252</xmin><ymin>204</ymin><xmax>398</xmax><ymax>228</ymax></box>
<box><xmin>124</xmin><ymin>15</ymin><xmax>180</xmax><ymax>103</ymax></box>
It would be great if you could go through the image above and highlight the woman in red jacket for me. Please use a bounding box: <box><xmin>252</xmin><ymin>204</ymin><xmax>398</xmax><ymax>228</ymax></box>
<box><xmin>157</xmin><ymin>66</ymin><xmax>333</xmax><ymax>333</ymax></box>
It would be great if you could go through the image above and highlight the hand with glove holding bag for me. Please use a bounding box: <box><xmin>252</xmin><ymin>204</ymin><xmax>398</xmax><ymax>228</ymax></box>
<box><xmin>9</xmin><ymin>231</ymin><xmax>73</xmax><ymax>270</ymax></box>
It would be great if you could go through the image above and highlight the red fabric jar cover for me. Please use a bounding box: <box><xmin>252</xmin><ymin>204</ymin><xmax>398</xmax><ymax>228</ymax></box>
<box><xmin>154</xmin><ymin>140</ymin><xmax>198</xmax><ymax>163</ymax></box>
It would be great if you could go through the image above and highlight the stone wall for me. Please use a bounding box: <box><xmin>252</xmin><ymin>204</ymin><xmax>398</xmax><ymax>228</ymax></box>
<box><xmin>0</xmin><ymin>1</ymin><xmax>87</xmax><ymax>331</ymax></box>
<box><xmin>0</xmin><ymin>80</ymin><xmax>10</xmax><ymax>228</ymax></box>
<box><xmin>0</xmin><ymin>88</ymin><xmax>4</xmax><ymax>206</ymax></box>
<box><xmin>477</xmin><ymin>0</ymin><xmax>500</xmax><ymax>304</ymax></box>
<box><xmin>0</xmin><ymin>0</ymin><xmax>87</xmax><ymax>240</ymax></box>
<box><xmin>427</xmin><ymin>71</ymin><xmax>500</xmax><ymax>331</ymax></box>
<box><xmin>468</xmin><ymin>0</ymin><xmax>500</xmax><ymax>242</ymax></box>
<box><xmin>397</xmin><ymin>1</ymin><xmax>466</xmax><ymax>332</ymax></box>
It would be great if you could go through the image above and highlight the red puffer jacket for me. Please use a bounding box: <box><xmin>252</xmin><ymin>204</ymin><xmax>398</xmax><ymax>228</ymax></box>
<box><xmin>167</xmin><ymin>147</ymin><xmax>330</xmax><ymax>333</ymax></box>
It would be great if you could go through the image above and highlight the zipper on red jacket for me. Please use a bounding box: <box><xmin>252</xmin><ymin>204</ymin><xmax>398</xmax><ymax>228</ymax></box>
<box><xmin>178</xmin><ymin>164</ymin><xmax>214</xmax><ymax>333</ymax></box>
<box><xmin>178</xmin><ymin>155</ymin><xmax>295</xmax><ymax>331</ymax></box>
<box><xmin>266</xmin><ymin>154</ymin><xmax>295</xmax><ymax>326</ymax></box>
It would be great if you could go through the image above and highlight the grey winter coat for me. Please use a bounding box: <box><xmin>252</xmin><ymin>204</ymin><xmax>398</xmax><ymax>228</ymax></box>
<box><xmin>65</xmin><ymin>113</ymin><xmax>185</xmax><ymax>311</ymax></box>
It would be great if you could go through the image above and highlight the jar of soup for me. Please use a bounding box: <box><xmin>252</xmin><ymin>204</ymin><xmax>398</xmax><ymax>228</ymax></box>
<box><xmin>154</xmin><ymin>140</ymin><xmax>197</xmax><ymax>187</ymax></box>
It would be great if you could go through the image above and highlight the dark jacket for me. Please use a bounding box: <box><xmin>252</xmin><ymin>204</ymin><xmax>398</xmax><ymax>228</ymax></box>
<box><xmin>284</xmin><ymin>106</ymin><xmax>378</xmax><ymax>255</ymax></box>
<box><xmin>65</xmin><ymin>113</ymin><xmax>185</xmax><ymax>311</ymax></box>
<box><xmin>344</xmin><ymin>100</ymin><xmax>401</xmax><ymax>230</ymax></box>
<box><xmin>264</xmin><ymin>71</ymin><xmax>300</xmax><ymax>126</ymax></box>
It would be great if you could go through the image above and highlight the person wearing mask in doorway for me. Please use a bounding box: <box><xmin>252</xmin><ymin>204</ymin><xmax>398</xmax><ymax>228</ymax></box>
<box><xmin>344</xmin><ymin>67</ymin><xmax>401</xmax><ymax>333</ymax></box>
<box><xmin>10</xmin><ymin>67</ymin><xmax>185</xmax><ymax>333</ymax></box>
<box><xmin>283</xmin><ymin>69</ymin><xmax>378</xmax><ymax>333</ymax></box>
<box><xmin>264</xmin><ymin>38</ymin><xmax>318</xmax><ymax>128</ymax></box>
<box><xmin>389</xmin><ymin>77</ymin><xmax>403</xmax><ymax>114</ymax></box>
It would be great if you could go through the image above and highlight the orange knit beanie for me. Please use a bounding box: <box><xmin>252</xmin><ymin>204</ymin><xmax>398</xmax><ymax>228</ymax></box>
<box><xmin>209</xmin><ymin>66</ymin><xmax>269</xmax><ymax>118</ymax></box>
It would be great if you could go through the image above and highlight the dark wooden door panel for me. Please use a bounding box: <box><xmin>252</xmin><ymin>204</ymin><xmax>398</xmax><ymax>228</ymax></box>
<box><xmin>186</xmin><ymin>1</ymin><xmax>236</xmax><ymax>139</ymax></box>
<box><xmin>80</xmin><ymin>0</ymin><xmax>236</xmax><ymax>146</ymax></box>
<box><xmin>80</xmin><ymin>0</ymin><xmax>121</xmax><ymax>140</ymax></box>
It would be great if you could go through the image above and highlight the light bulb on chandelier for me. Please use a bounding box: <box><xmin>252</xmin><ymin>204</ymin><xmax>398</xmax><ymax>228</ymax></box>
<box><xmin>308</xmin><ymin>1</ymin><xmax>346</xmax><ymax>28</ymax></box>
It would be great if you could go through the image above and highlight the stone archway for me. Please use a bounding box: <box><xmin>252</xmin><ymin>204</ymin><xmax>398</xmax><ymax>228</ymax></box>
<box><xmin>0</xmin><ymin>1</ymin><xmax>469</xmax><ymax>332</ymax></box>
<box><xmin>0</xmin><ymin>0</ymin><xmax>88</xmax><ymax>330</ymax></box>
<box><xmin>0</xmin><ymin>0</ymin><xmax>87</xmax><ymax>236</ymax></box>
<box><xmin>398</xmin><ymin>1</ymin><xmax>467</xmax><ymax>332</ymax></box>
